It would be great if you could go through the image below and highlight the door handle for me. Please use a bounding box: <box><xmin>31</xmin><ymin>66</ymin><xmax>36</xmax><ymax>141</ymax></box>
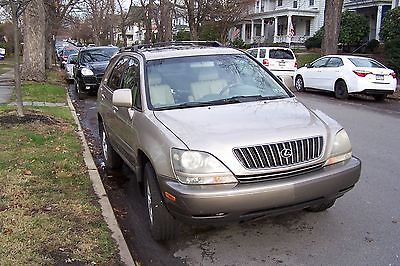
<box><xmin>112</xmin><ymin>106</ymin><xmax>119</xmax><ymax>113</ymax></box>
<box><xmin>101</xmin><ymin>93</ymin><xmax>106</xmax><ymax>100</ymax></box>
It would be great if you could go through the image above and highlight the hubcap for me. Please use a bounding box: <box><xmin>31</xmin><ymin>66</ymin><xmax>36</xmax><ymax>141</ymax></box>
<box><xmin>295</xmin><ymin>78</ymin><xmax>303</xmax><ymax>91</ymax></box>
<box><xmin>146</xmin><ymin>180</ymin><xmax>154</xmax><ymax>225</ymax></box>
<box><xmin>102</xmin><ymin>130</ymin><xmax>108</xmax><ymax>161</ymax></box>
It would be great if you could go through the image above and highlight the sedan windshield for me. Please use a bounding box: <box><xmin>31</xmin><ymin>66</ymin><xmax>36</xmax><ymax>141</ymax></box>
<box><xmin>80</xmin><ymin>48</ymin><xmax>118</xmax><ymax>63</ymax></box>
<box><xmin>146</xmin><ymin>54</ymin><xmax>291</xmax><ymax>110</ymax></box>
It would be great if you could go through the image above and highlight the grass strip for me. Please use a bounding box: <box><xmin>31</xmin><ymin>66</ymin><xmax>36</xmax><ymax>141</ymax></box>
<box><xmin>0</xmin><ymin>106</ymin><xmax>119</xmax><ymax>264</ymax></box>
<box><xmin>295</xmin><ymin>52</ymin><xmax>321</xmax><ymax>67</ymax></box>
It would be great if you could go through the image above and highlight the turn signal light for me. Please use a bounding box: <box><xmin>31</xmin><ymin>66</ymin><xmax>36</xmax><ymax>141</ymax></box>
<box><xmin>353</xmin><ymin>70</ymin><xmax>372</xmax><ymax>77</ymax></box>
<box><xmin>164</xmin><ymin>191</ymin><xmax>176</xmax><ymax>202</ymax></box>
<box><xmin>263</xmin><ymin>59</ymin><xmax>269</xmax><ymax>66</ymax></box>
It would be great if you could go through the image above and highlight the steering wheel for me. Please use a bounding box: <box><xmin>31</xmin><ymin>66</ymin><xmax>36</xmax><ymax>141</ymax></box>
<box><xmin>219</xmin><ymin>82</ymin><xmax>241</xmax><ymax>97</ymax></box>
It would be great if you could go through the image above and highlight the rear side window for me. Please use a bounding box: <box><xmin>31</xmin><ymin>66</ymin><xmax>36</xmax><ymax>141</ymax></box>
<box><xmin>259</xmin><ymin>49</ymin><xmax>266</xmax><ymax>58</ymax></box>
<box><xmin>248</xmin><ymin>49</ymin><xmax>258</xmax><ymax>58</ymax></box>
<box><xmin>269</xmin><ymin>49</ymin><xmax>294</xmax><ymax>59</ymax></box>
<box><xmin>349</xmin><ymin>58</ymin><xmax>385</xmax><ymax>68</ymax></box>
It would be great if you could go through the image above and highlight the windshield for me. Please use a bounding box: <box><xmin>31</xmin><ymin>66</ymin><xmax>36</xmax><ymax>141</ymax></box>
<box><xmin>80</xmin><ymin>48</ymin><xmax>118</xmax><ymax>63</ymax></box>
<box><xmin>146</xmin><ymin>54</ymin><xmax>291</xmax><ymax>110</ymax></box>
<box><xmin>67</xmin><ymin>54</ymin><xmax>78</xmax><ymax>63</ymax></box>
<box><xmin>348</xmin><ymin>58</ymin><xmax>385</xmax><ymax>68</ymax></box>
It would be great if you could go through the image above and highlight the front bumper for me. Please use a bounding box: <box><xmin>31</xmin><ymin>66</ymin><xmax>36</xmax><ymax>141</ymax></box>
<box><xmin>79</xmin><ymin>75</ymin><xmax>102</xmax><ymax>90</ymax></box>
<box><xmin>158</xmin><ymin>157</ymin><xmax>361</xmax><ymax>224</ymax></box>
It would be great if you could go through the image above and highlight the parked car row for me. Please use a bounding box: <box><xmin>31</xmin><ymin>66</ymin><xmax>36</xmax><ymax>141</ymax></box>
<box><xmin>245</xmin><ymin>47</ymin><xmax>397</xmax><ymax>101</ymax></box>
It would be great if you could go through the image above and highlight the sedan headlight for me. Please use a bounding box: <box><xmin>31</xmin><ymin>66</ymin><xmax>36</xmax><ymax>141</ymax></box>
<box><xmin>171</xmin><ymin>148</ymin><xmax>237</xmax><ymax>185</ymax></box>
<box><xmin>325</xmin><ymin>129</ymin><xmax>352</xmax><ymax>166</ymax></box>
<box><xmin>81</xmin><ymin>67</ymin><xmax>94</xmax><ymax>76</ymax></box>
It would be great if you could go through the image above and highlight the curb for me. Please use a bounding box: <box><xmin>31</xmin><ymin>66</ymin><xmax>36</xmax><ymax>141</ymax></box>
<box><xmin>66</xmin><ymin>94</ymin><xmax>136</xmax><ymax>266</ymax></box>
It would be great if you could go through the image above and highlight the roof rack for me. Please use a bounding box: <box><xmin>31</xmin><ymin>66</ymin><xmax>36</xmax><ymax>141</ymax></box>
<box><xmin>120</xmin><ymin>41</ymin><xmax>223</xmax><ymax>52</ymax></box>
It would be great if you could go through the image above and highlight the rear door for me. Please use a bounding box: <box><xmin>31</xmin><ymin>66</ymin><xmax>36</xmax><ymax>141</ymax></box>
<box><xmin>268</xmin><ymin>48</ymin><xmax>296</xmax><ymax>72</ymax></box>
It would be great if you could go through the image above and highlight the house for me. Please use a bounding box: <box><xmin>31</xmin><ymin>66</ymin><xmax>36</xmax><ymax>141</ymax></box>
<box><xmin>233</xmin><ymin>0</ymin><xmax>325</xmax><ymax>44</ymax></box>
<box><xmin>343</xmin><ymin>0</ymin><xmax>392</xmax><ymax>41</ymax></box>
<box><xmin>116</xmin><ymin>25</ymin><xmax>145</xmax><ymax>46</ymax></box>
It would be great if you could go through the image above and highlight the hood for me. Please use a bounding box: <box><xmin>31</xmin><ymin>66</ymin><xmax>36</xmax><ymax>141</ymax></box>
<box><xmin>85</xmin><ymin>61</ymin><xmax>109</xmax><ymax>75</ymax></box>
<box><xmin>154</xmin><ymin>98</ymin><xmax>331</xmax><ymax>175</ymax></box>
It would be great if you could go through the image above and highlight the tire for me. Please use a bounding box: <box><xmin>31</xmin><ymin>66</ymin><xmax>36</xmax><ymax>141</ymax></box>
<box><xmin>144</xmin><ymin>163</ymin><xmax>177</xmax><ymax>241</ymax></box>
<box><xmin>334</xmin><ymin>80</ymin><xmax>349</xmax><ymax>99</ymax></box>
<box><xmin>75</xmin><ymin>80</ymin><xmax>86</xmax><ymax>100</ymax></box>
<box><xmin>295</xmin><ymin>75</ymin><xmax>305</xmax><ymax>92</ymax></box>
<box><xmin>306</xmin><ymin>199</ymin><xmax>336</xmax><ymax>212</ymax></box>
<box><xmin>99</xmin><ymin>123</ymin><xmax>122</xmax><ymax>171</ymax></box>
<box><xmin>373</xmin><ymin>94</ymin><xmax>387</xmax><ymax>102</ymax></box>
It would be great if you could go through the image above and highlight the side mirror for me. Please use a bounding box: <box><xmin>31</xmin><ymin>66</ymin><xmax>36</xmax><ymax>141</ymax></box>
<box><xmin>112</xmin><ymin>89</ymin><xmax>132</xmax><ymax>108</ymax></box>
<box><xmin>305</xmin><ymin>63</ymin><xmax>312</xmax><ymax>68</ymax></box>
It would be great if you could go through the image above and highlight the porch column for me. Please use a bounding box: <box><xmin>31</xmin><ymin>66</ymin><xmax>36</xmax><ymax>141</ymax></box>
<box><xmin>251</xmin><ymin>20</ymin><xmax>255</xmax><ymax>43</ymax></box>
<box><xmin>241</xmin><ymin>23</ymin><xmax>246</xmax><ymax>42</ymax></box>
<box><xmin>259</xmin><ymin>0</ymin><xmax>262</xmax><ymax>12</ymax></box>
<box><xmin>274</xmin><ymin>16</ymin><xmax>278</xmax><ymax>42</ymax></box>
<box><xmin>286</xmin><ymin>14</ymin><xmax>292</xmax><ymax>43</ymax></box>
<box><xmin>376</xmin><ymin>5</ymin><xmax>383</xmax><ymax>41</ymax></box>
<box><xmin>261</xmin><ymin>18</ymin><xmax>265</xmax><ymax>37</ymax></box>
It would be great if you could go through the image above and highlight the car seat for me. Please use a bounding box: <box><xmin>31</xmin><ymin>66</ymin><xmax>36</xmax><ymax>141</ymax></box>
<box><xmin>190</xmin><ymin>71</ymin><xmax>227</xmax><ymax>101</ymax></box>
<box><xmin>148</xmin><ymin>73</ymin><xmax>175</xmax><ymax>107</ymax></box>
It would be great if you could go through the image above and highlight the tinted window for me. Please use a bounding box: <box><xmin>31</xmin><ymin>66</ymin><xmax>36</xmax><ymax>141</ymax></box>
<box><xmin>259</xmin><ymin>49</ymin><xmax>266</xmax><ymax>58</ymax></box>
<box><xmin>107</xmin><ymin>57</ymin><xmax>128</xmax><ymax>90</ymax></box>
<box><xmin>67</xmin><ymin>54</ymin><xmax>78</xmax><ymax>63</ymax></box>
<box><xmin>63</xmin><ymin>48</ymin><xmax>78</xmax><ymax>56</ymax></box>
<box><xmin>248</xmin><ymin>49</ymin><xmax>258</xmax><ymax>58</ymax></box>
<box><xmin>122</xmin><ymin>58</ymin><xmax>141</xmax><ymax>109</ymax></box>
<box><xmin>326</xmin><ymin>57</ymin><xmax>343</xmax><ymax>67</ymax></box>
<box><xmin>311</xmin><ymin>57</ymin><xmax>329</xmax><ymax>67</ymax></box>
<box><xmin>269</xmin><ymin>49</ymin><xmax>294</xmax><ymax>59</ymax></box>
<box><xmin>349</xmin><ymin>58</ymin><xmax>385</xmax><ymax>68</ymax></box>
<box><xmin>80</xmin><ymin>48</ymin><xmax>118</xmax><ymax>63</ymax></box>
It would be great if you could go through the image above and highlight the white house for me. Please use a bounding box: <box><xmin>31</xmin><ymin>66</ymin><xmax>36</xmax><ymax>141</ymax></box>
<box><xmin>393</xmin><ymin>0</ymin><xmax>399</xmax><ymax>7</ymax></box>
<box><xmin>116</xmin><ymin>25</ymin><xmax>145</xmax><ymax>46</ymax></box>
<box><xmin>343</xmin><ymin>0</ymin><xmax>392</xmax><ymax>41</ymax></box>
<box><xmin>234</xmin><ymin>0</ymin><xmax>325</xmax><ymax>44</ymax></box>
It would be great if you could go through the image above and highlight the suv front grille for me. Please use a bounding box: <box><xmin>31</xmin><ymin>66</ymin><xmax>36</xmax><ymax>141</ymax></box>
<box><xmin>233</xmin><ymin>136</ymin><xmax>323</xmax><ymax>170</ymax></box>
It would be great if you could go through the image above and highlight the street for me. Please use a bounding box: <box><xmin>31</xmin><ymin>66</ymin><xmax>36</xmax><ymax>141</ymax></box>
<box><xmin>69</xmin><ymin>84</ymin><xmax>400</xmax><ymax>266</ymax></box>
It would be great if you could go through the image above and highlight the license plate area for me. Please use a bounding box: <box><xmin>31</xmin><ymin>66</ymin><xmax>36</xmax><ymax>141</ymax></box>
<box><xmin>376</xmin><ymin>74</ymin><xmax>384</xmax><ymax>80</ymax></box>
<box><xmin>279</xmin><ymin>61</ymin><xmax>286</xmax><ymax>66</ymax></box>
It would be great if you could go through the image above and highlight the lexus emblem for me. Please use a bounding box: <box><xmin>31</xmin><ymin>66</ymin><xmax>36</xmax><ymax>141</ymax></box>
<box><xmin>281</xmin><ymin>148</ymin><xmax>292</xmax><ymax>158</ymax></box>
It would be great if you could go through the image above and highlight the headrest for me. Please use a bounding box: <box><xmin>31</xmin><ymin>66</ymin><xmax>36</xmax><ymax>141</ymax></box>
<box><xmin>198</xmin><ymin>71</ymin><xmax>219</xmax><ymax>81</ymax></box>
<box><xmin>148</xmin><ymin>73</ymin><xmax>162</xmax><ymax>85</ymax></box>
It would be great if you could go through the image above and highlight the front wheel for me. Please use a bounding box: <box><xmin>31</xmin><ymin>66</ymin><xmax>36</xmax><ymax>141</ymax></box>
<box><xmin>334</xmin><ymin>80</ymin><xmax>349</xmax><ymax>99</ymax></box>
<box><xmin>144</xmin><ymin>163</ymin><xmax>177</xmax><ymax>241</ymax></box>
<box><xmin>306</xmin><ymin>199</ymin><xmax>336</xmax><ymax>212</ymax></box>
<box><xmin>295</xmin><ymin>76</ymin><xmax>305</xmax><ymax>92</ymax></box>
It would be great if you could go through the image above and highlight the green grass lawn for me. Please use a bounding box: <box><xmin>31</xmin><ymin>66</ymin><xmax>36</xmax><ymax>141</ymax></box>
<box><xmin>0</xmin><ymin>106</ymin><xmax>119</xmax><ymax>264</ymax></box>
<box><xmin>12</xmin><ymin>82</ymin><xmax>66</xmax><ymax>103</ymax></box>
<box><xmin>0</xmin><ymin>57</ymin><xmax>13</xmax><ymax>75</ymax></box>
<box><xmin>296</xmin><ymin>52</ymin><xmax>321</xmax><ymax>67</ymax></box>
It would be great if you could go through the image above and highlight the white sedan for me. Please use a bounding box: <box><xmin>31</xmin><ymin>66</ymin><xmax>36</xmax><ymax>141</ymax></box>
<box><xmin>294</xmin><ymin>55</ymin><xmax>397</xmax><ymax>101</ymax></box>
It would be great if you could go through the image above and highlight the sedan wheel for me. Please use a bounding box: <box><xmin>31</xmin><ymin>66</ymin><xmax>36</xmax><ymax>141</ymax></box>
<box><xmin>334</xmin><ymin>80</ymin><xmax>349</xmax><ymax>99</ymax></box>
<box><xmin>99</xmin><ymin>123</ymin><xmax>122</xmax><ymax>171</ymax></box>
<box><xmin>295</xmin><ymin>76</ymin><xmax>305</xmax><ymax>92</ymax></box>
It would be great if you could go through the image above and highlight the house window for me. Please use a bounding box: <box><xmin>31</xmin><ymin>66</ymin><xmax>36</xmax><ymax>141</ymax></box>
<box><xmin>309</xmin><ymin>0</ymin><xmax>314</xmax><ymax>6</ymax></box>
<box><xmin>306</xmin><ymin>20</ymin><xmax>311</xmax><ymax>36</ymax></box>
<box><xmin>293</xmin><ymin>0</ymin><xmax>298</xmax><ymax>8</ymax></box>
<box><xmin>278</xmin><ymin>0</ymin><xmax>282</xmax><ymax>6</ymax></box>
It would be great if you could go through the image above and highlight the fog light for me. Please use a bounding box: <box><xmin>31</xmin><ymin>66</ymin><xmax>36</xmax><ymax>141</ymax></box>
<box><xmin>85</xmin><ymin>86</ymin><xmax>91</xmax><ymax>90</ymax></box>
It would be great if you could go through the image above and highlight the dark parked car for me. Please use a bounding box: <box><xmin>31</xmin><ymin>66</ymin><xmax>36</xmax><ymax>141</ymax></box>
<box><xmin>73</xmin><ymin>46</ymin><xmax>118</xmax><ymax>99</ymax></box>
<box><xmin>60</xmin><ymin>46</ymin><xmax>78</xmax><ymax>68</ymax></box>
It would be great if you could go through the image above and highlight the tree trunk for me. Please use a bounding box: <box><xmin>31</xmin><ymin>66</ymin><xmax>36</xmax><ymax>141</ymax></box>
<box><xmin>22</xmin><ymin>0</ymin><xmax>46</xmax><ymax>81</ymax></box>
<box><xmin>11</xmin><ymin>2</ymin><xmax>24</xmax><ymax>117</ymax></box>
<box><xmin>186</xmin><ymin>0</ymin><xmax>199</xmax><ymax>40</ymax></box>
<box><xmin>322</xmin><ymin>0</ymin><xmax>344</xmax><ymax>55</ymax></box>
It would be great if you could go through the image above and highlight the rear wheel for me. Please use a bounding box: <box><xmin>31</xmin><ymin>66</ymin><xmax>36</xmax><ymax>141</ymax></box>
<box><xmin>334</xmin><ymin>80</ymin><xmax>349</xmax><ymax>99</ymax></box>
<box><xmin>99</xmin><ymin>123</ymin><xmax>122</xmax><ymax>171</ymax></box>
<box><xmin>306</xmin><ymin>199</ymin><xmax>336</xmax><ymax>212</ymax></box>
<box><xmin>144</xmin><ymin>163</ymin><xmax>177</xmax><ymax>240</ymax></box>
<box><xmin>372</xmin><ymin>94</ymin><xmax>387</xmax><ymax>102</ymax></box>
<box><xmin>75</xmin><ymin>80</ymin><xmax>86</xmax><ymax>100</ymax></box>
<box><xmin>295</xmin><ymin>76</ymin><xmax>305</xmax><ymax>92</ymax></box>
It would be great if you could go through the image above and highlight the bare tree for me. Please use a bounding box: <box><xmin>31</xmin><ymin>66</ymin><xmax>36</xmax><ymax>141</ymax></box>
<box><xmin>82</xmin><ymin>0</ymin><xmax>114</xmax><ymax>45</ymax></box>
<box><xmin>159</xmin><ymin>0</ymin><xmax>172</xmax><ymax>41</ymax></box>
<box><xmin>140</xmin><ymin>0</ymin><xmax>154</xmax><ymax>43</ymax></box>
<box><xmin>322</xmin><ymin>0</ymin><xmax>344</xmax><ymax>55</ymax></box>
<box><xmin>21</xmin><ymin>0</ymin><xmax>46</xmax><ymax>81</ymax></box>
<box><xmin>183</xmin><ymin>0</ymin><xmax>208</xmax><ymax>40</ymax></box>
<box><xmin>116</xmin><ymin>0</ymin><xmax>134</xmax><ymax>46</ymax></box>
<box><xmin>1</xmin><ymin>0</ymin><xmax>31</xmax><ymax>117</ymax></box>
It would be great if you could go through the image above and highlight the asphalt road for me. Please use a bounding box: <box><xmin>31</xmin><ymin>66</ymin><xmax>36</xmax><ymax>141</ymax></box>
<box><xmin>69</xmin><ymin>84</ymin><xmax>400</xmax><ymax>266</ymax></box>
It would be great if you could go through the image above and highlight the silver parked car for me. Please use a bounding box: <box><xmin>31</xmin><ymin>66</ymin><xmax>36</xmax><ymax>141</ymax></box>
<box><xmin>97</xmin><ymin>42</ymin><xmax>361</xmax><ymax>240</ymax></box>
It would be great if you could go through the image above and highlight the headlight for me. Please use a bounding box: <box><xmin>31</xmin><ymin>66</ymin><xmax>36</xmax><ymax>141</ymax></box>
<box><xmin>171</xmin><ymin>148</ymin><xmax>237</xmax><ymax>185</ymax></box>
<box><xmin>325</xmin><ymin>129</ymin><xmax>352</xmax><ymax>166</ymax></box>
<box><xmin>81</xmin><ymin>67</ymin><xmax>94</xmax><ymax>76</ymax></box>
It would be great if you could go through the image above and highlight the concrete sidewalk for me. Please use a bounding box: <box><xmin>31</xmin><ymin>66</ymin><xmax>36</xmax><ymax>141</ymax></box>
<box><xmin>0</xmin><ymin>69</ymin><xmax>14</xmax><ymax>104</ymax></box>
